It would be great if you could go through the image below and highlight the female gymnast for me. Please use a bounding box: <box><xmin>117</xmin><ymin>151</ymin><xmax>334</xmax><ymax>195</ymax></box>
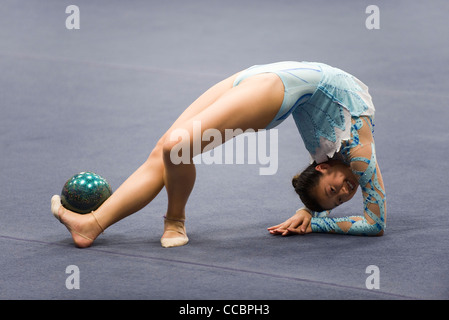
<box><xmin>51</xmin><ymin>61</ymin><xmax>386</xmax><ymax>248</ymax></box>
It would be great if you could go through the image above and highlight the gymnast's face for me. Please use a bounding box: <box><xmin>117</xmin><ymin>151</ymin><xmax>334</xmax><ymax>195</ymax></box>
<box><xmin>313</xmin><ymin>162</ymin><xmax>359</xmax><ymax>210</ymax></box>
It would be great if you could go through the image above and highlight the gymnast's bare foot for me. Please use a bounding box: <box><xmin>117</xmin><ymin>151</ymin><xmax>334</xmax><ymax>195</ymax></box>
<box><xmin>51</xmin><ymin>195</ymin><xmax>104</xmax><ymax>248</ymax></box>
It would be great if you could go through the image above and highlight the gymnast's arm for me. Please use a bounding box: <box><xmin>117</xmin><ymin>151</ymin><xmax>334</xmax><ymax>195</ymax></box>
<box><xmin>310</xmin><ymin>117</ymin><xmax>387</xmax><ymax>236</ymax></box>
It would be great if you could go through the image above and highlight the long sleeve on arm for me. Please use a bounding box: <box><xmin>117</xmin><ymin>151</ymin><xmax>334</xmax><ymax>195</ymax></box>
<box><xmin>310</xmin><ymin>117</ymin><xmax>386</xmax><ymax>236</ymax></box>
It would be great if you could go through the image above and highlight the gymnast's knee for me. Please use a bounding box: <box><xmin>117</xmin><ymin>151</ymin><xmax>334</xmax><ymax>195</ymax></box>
<box><xmin>145</xmin><ymin>131</ymin><xmax>192</xmax><ymax>165</ymax></box>
<box><xmin>144</xmin><ymin>136</ymin><xmax>166</xmax><ymax>164</ymax></box>
<box><xmin>161</xmin><ymin>133</ymin><xmax>192</xmax><ymax>165</ymax></box>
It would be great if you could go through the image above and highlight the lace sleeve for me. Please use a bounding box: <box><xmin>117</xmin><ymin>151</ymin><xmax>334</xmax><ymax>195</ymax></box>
<box><xmin>310</xmin><ymin>116</ymin><xmax>386</xmax><ymax>236</ymax></box>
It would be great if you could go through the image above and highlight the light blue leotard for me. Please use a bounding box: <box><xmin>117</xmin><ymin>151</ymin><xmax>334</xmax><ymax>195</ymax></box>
<box><xmin>233</xmin><ymin>61</ymin><xmax>323</xmax><ymax>130</ymax></box>
<box><xmin>233</xmin><ymin>61</ymin><xmax>375</xmax><ymax>163</ymax></box>
<box><xmin>233</xmin><ymin>61</ymin><xmax>385</xmax><ymax>236</ymax></box>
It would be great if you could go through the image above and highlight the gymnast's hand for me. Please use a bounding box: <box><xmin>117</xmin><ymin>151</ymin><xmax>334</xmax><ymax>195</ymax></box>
<box><xmin>267</xmin><ymin>208</ymin><xmax>313</xmax><ymax>236</ymax></box>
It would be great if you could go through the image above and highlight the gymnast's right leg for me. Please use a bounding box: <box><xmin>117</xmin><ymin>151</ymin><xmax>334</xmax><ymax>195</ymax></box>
<box><xmin>51</xmin><ymin>73</ymin><xmax>239</xmax><ymax>248</ymax></box>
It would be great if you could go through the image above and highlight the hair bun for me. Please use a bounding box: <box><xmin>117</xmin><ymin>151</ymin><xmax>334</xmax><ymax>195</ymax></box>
<box><xmin>292</xmin><ymin>175</ymin><xmax>299</xmax><ymax>189</ymax></box>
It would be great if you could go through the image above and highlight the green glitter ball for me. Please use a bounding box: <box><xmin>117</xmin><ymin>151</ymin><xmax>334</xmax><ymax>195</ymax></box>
<box><xmin>61</xmin><ymin>171</ymin><xmax>112</xmax><ymax>214</ymax></box>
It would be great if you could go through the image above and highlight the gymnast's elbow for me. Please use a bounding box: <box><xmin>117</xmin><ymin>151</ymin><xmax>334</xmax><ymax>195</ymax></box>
<box><xmin>367</xmin><ymin>224</ymin><xmax>385</xmax><ymax>236</ymax></box>
<box><xmin>358</xmin><ymin>222</ymin><xmax>385</xmax><ymax>236</ymax></box>
<box><xmin>375</xmin><ymin>229</ymin><xmax>384</xmax><ymax>236</ymax></box>
<box><xmin>358</xmin><ymin>229</ymin><xmax>384</xmax><ymax>237</ymax></box>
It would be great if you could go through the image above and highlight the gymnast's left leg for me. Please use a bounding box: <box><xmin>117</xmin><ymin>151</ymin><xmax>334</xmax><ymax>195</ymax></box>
<box><xmin>51</xmin><ymin>72</ymin><xmax>284</xmax><ymax>248</ymax></box>
<box><xmin>160</xmin><ymin>73</ymin><xmax>284</xmax><ymax>247</ymax></box>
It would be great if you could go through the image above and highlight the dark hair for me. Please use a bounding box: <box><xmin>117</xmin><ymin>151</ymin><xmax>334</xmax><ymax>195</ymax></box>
<box><xmin>292</xmin><ymin>162</ymin><xmax>325</xmax><ymax>213</ymax></box>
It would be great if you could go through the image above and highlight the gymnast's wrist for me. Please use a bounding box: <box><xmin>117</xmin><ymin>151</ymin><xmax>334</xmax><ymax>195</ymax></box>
<box><xmin>297</xmin><ymin>206</ymin><xmax>312</xmax><ymax>216</ymax></box>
